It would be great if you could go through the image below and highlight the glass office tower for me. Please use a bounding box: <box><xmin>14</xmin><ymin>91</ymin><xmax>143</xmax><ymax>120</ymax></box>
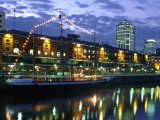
<box><xmin>116</xmin><ymin>20</ymin><xmax>135</xmax><ymax>51</ymax></box>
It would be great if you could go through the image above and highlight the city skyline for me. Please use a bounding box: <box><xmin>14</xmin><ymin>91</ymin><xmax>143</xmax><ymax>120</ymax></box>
<box><xmin>0</xmin><ymin>0</ymin><xmax>160</xmax><ymax>51</ymax></box>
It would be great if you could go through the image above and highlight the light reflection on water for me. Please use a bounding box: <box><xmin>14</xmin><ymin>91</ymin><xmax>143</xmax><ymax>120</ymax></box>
<box><xmin>3</xmin><ymin>86</ymin><xmax>160</xmax><ymax>120</ymax></box>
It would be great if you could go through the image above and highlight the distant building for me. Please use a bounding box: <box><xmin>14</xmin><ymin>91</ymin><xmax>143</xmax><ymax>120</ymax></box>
<box><xmin>0</xmin><ymin>11</ymin><xmax>5</xmax><ymax>31</ymax></box>
<box><xmin>156</xmin><ymin>48</ymin><xmax>160</xmax><ymax>55</ymax></box>
<box><xmin>144</xmin><ymin>39</ymin><xmax>156</xmax><ymax>55</ymax></box>
<box><xmin>116</xmin><ymin>19</ymin><xmax>135</xmax><ymax>51</ymax></box>
<box><xmin>67</xmin><ymin>34</ymin><xmax>80</xmax><ymax>41</ymax></box>
<box><xmin>140</xmin><ymin>49</ymin><xmax>144</xmax><ymax>55</ymax></box>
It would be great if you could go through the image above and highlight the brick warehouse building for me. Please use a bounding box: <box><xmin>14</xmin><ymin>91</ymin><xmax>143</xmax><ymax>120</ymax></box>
<box><xmin>0</xmin><ymin>30</ymin><xmax>149</xmax><ymax>76</ymax></box>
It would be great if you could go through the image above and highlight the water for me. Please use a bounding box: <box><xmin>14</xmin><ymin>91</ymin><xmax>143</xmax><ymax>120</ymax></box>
<box><xmin>2</xmin><ymin>85</ymin><xmax>160</xmax><ymax>120</ymax></box>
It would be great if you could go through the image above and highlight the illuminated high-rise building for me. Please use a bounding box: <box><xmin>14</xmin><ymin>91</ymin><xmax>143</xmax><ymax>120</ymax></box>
<box><xmin>0</xmin><ymin>11</ymin><xmax>5</xmax><ymax>31</ymax></box>
<box><xmin>116</xmin><ymin>20</ymin><xmax>135</xmax><ymax>51</ymax></box>
<box><xmin>144</xmin><ymin>39</ymin><xmax>156</xmax><ymax>55</ymax></box>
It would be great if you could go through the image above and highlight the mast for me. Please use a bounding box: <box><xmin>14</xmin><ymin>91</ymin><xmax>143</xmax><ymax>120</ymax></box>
<box><xmin>13</xmin><ymin>9</ymin><xmax>16</xmax><ymax>30</ymax></box>
<box><xmin>93</xmin><ymin>32</ymin><xmax>96</xmax><ymax>75</ymax></box>
<box><xmin>59</xmin><ymin>11</ymin><xmax>64</xmax><ymax>76</ymax></box>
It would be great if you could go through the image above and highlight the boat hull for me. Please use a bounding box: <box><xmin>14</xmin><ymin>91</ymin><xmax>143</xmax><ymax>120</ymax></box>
<box><xmin>2</xmin><ymin>80</ymin><xmax>110</xmax><ymax>95</ymax></box>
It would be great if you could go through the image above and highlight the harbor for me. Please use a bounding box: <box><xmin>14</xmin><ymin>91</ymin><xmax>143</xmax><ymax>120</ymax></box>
<box><xmin>1</xmin><ymin>0</ymin><xmax>160</xmax><ymax>119</ymax></box>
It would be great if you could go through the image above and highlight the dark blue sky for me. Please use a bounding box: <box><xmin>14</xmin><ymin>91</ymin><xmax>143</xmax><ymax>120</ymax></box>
<box><xmin>1</xmin><ymin>0</ymin><xmax>160</xmax><ymax>51</ymax></box>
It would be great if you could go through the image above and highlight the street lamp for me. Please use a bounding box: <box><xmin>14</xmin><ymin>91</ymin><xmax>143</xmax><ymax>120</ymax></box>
<box><xmin>32</xmin><ymin>29</ymin><xmax>35</xmax><ymax>75</ymax></box>
<box><xmin>130</xmin><ymin>67</ymin><xmax>133</xmax><ymax>73</ymax></box>
<box><xmin>2</xmin><ymin>52</ymin><xmax>9</xmax><ymax>74</ymax></box>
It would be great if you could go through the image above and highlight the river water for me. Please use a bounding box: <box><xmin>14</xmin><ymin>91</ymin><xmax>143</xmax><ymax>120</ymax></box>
<box><xmin>2</xmin><ymin>85</ymin><xmax>160</xmax><ymax>120</ymax></box>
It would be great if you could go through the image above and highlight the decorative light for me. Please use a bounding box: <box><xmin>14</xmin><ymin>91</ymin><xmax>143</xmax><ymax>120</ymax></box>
<box><xmin>22</xmin><ymin>14</ymin><xmax>95</xmax><ymax>53</ymax></box>
<box><xmin>63</xmin><ymin>16</ymin><xmax>93</xmax><ymax>35</ymax></box>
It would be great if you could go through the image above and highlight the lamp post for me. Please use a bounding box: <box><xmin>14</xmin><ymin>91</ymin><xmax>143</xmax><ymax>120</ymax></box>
<box><xmin>2</xmin><ymin>52</ymin><xmax>9</xmax><ymax>74</ymax></box>
<box><xmin>32</xmin><ymin>29</ymin><xmax>35</xmax><ymax>75</ymax></box>
<box><xmin>6</xmin><ymin>52</ymin><xmax>9</xmax><ymax>74</ymax></box>
<box><xmin>0</xmin><ymin>34</ymin><xmax>2</xmax><ymax>74</ymax></box>
<box><xmin>93</xmin><ymin>32</ymin><xmax>96</xmax><ymax>75</ymax></box>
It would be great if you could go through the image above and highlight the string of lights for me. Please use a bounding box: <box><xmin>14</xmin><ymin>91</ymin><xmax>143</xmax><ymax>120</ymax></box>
<box><xmin>23</xmin><ymin>16</ymin><xmax>58</xmax><ymax>50</ymax></box>
<box><xmin>63</xmin><ymin>16</ymin><xmax>93</xmax><ymax>35</ymax></box>
<box><xmin>22</xmin><ymin>14</ymin><xmax>94</xmax><ymax>52</ymax></box>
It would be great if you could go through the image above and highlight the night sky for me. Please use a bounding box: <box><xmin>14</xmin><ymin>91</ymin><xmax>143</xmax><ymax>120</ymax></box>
<box><xmin>1</xmin><ymin>0</ymin><xmax>160</xmax><ymax>51</ymax></box>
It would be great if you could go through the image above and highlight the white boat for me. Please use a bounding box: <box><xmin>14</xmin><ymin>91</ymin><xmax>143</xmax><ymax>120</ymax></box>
<box><xmin>5</xmin><ymin>75</ymin><xmax>112</xmax><ymax>94</ymax></box>
<box><xmin>6</xmin><ymin>75</ymin><xmax>111</xmax><ymax>86</ymax></box>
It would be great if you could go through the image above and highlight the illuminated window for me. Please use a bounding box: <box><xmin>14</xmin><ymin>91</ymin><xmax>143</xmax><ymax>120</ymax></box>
<box><xmin>45</xmin><ymin>52</ymin><xmax>47</xmax><ymax>55</ymax></box>
<box><xmin>38</xmin><ymin>50</ymin><xmax>41</xmax><ymax>55</ymax></box>
<box><xmin>13</xmin><ymin>48</ymin><xmax>19</xmax><ymax>54</ymax></box>
<box><xmin>84</xmin><ymin>49</ymin><xmax>86</xmax><ymax>53</ymax></box>
<box><xmin>88</xmin><ymin>50</ymin><xmax>90</xmax><ymax>53</ymax></box>
<box><xmin>63</xmin><ymin>53</ymin><xmax>66</xmax><ymax>56</ymax></box>
<box><xmin>57</xmin><ymin>52</ymin><xmax>60</xmax><ymax>57</ymax></box>
<box><xmin>77</xmin><ymin>44</ymin><xmax>81</xmax><ymax>47</ymax></box>
<box><xmin>14</xmin><ymin>40</ymin><xmax>19</xmax><ymax>45</ymax></box>
<box><xmin>30</xmin><ymin>49</ymin><xmax>33</xmax><ymax>55</ymax></box>
<box><xmin>51</xmin><ymin>52</ymin><xmax>54</xmax><ymax>56</ymax></box>
<box><xmin>88</xmin><ymin>55</ymin><xmax>90</xmax><ymax>59</ymax></box>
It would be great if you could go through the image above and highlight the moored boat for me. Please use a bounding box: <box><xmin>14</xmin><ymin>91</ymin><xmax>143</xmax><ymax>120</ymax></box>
<box><xmin>6</xmin><ymin>75</ymin><xmax>111</xmax><ymax>86</ymax></box>
<box><xmin>4</xmin><ymin>75</ymin><xmax>112</xmax><ymax>94</ymax></box>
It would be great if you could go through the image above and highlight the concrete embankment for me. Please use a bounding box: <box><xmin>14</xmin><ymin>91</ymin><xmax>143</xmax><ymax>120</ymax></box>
<box><xmin>110</xmin><ymin>75</ymin><xmax>160</xmax><ymax>86</ymax></box>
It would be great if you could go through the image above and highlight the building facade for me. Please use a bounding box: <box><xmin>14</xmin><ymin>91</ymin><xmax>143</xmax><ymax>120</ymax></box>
<box><xmin>0</xmin><ymin>11</ymin><xmax>5</xmax><ymax>31</ymax></box>
<box><xmin>0</xmin><ymin>30</ymin><xmax>148</xmax><ymax>75</ymax></box>
<box><xmin>116</xmin><ymin>20</ymin><xmax>135</xmax><ymax>51</ymax></box>
<box><xmin>144</xmin><ymin>39</ymin><xmax>156</xmax><ymax>55</ymax></box>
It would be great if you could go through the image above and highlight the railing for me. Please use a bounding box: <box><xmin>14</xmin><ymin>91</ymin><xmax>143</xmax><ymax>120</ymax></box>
<box><xmin>2</xmin><ymin>72</ymin><xmax>160</xmax><ymax>77</ymax></box>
